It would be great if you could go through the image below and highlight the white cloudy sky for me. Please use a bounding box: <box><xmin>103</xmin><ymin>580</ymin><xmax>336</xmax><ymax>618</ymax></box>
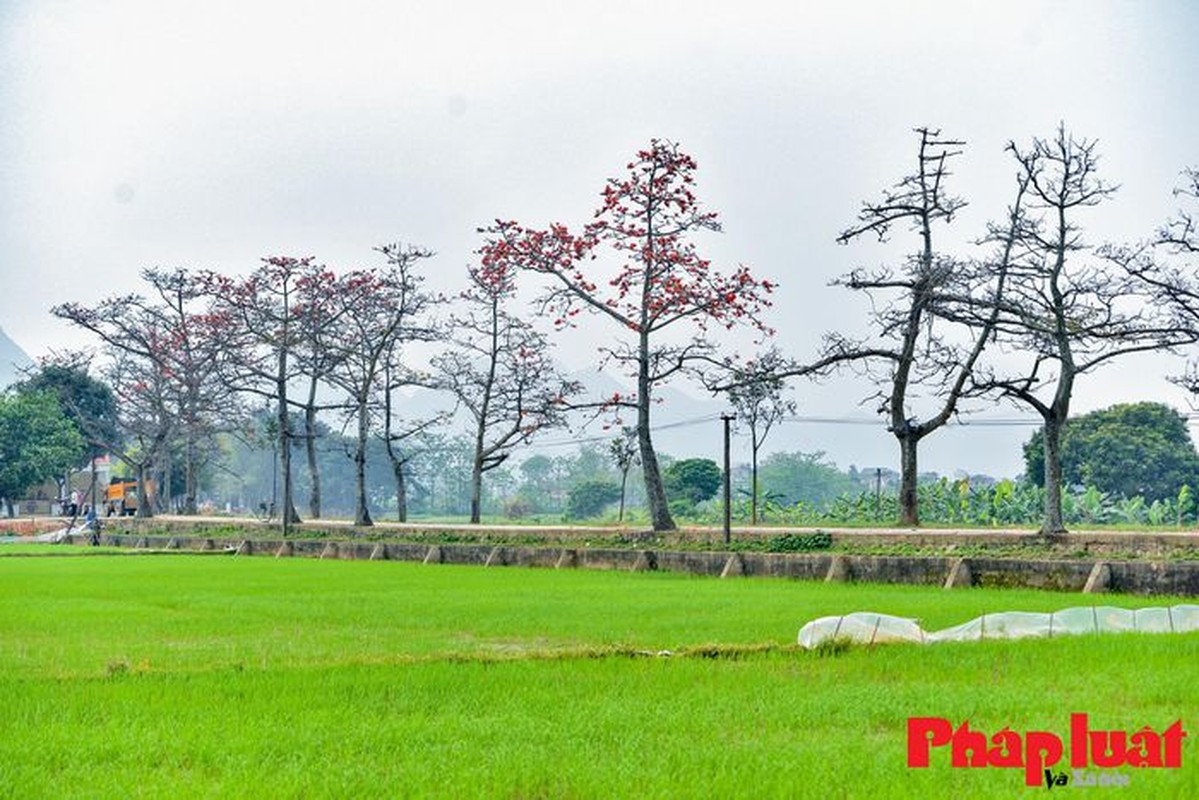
<box><xmin>2</xmin><ymin>1</ymin><xmax>1197</xmax><ymax>476</ymax></box>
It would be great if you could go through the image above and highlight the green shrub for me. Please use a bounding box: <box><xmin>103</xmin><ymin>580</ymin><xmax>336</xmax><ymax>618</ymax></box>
<box><xmin>565</xmin><ymin>480</ymin><xmax>622</xmax><ymax>520</ymax></box>
<box><xmin>766</xmin><ymin>532</ymin><xmax>832</xmax><ymax>552</ymax></box>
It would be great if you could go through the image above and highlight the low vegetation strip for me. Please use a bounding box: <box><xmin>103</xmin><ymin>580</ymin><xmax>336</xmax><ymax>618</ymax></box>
<box><xmin>0</xmin><ymin>556</ymin><xmax>1195</xmax><ymax>797</ymax></box>
<box><xmin>22</xmin><ymin>528</ymin><xmax>1199</xmax><ymax>594</ymax></box>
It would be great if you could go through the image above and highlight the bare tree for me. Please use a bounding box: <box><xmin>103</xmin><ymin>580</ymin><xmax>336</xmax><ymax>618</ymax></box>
<box><xmin>1119</xmin><ymin>168</ymin><xmax>1199</xmax><ymax>393</ymax></box>
<box><xmin>734</xmin><ymin>128</ymin><xmax>1018</xmax><ymax>526</ymax></box>
<box><xmin>380</xmin><ymin>401</ymin><xmax>446</xmax><ymax>523</ymax></box>
<box><xmin>724</xmin><ymin>347</ymin><xmax>796</xmax><ymax>525</ymax></box>
<box><xmin>971</xmin><ymin>127</ymin><xmax>1195</xmax><ymax>534</ymax></box>
<box><xmin>433</xmin><ymin>263</ymin><xmax>578</xmax><ymax>524</ymax></box>
<box><xmin>480</xmin><ymin>140</ymin><xmax>775</xmax><ymax>531</ymax></box>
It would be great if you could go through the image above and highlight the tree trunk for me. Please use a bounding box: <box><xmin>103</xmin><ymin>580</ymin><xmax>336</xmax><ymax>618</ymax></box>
<box><xmin>638</xmin><ymin>334</ymin><xmax>675</xmax><ymax>531</ymax></box>
<box><xmin>394</xmin><ymin>460</ymin><xmax>408</xmax><ymax>523</ymax></box>
<box><xmin>162</xmin><ymin>448</ymin><xmax>173</xmax><ymax>515</ymax></box>
<box><xmin>354</xmin><ymin>394</ymin><xmax>373</xmax><ymax>527</ymax></box>
<box><xmin>88</xmin><ymin>457</ymin><xmax>98</xmax><ymax>517</ymax></box>
<box><xmin>469</xmin><ymin>453</ymin><xmax>484</xmax><ymax>524</ymax></box>
<box><xmin>618</xmin><ymin>469</ymin><xmax>629</xmax><ymax>523</ymax></box>
<box><xmin>305</xmin><ymin>376</ymin><xmax>322</xmax><ymax>519</ymax></box>
<box><xmin>898</xmin><ymin>433</ymin><xmax>920</xmax><ymax>527</ymax></box>
<box><xmin>1041</xmin><ymin>414</ymin><xmax>1067</xmax><ymax>535</ymax></box>
<box><xmin>277</xmin><ymin>371</ymin><xmax>301</xmax><ymax>534</ymax></box>
<box><xmin>136</xmin><ymin>462</ymin><xmax>153</xmax><ymax>518</ymax></box>
<box><xmin>184</xmin><ymin>428</ymin><xmax>198</xmax><ymax>515</ymax></box>
<box><xmin>750</xmin><ymin>437</ymin><xmax>760</xmax><ymax>526</ymax></box>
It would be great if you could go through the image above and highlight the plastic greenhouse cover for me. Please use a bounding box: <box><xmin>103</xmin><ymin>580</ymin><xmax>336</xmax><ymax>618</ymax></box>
<box><xmin>798</xmin><ymin>605</ymin><xmax>1199</xmax><ymax>649</ymax></box>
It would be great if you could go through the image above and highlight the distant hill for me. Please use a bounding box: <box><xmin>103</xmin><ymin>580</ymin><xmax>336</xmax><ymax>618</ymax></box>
<box><xmin>0</xmin><ymin>327</ymin><xmax>33</xmax><ymax>390</ymax></box>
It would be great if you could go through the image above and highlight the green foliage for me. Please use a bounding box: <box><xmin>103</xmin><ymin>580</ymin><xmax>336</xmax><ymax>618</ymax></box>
<box><xmin>766</xmin><ymin>531</ymin><xmax>832</xmax><ymax>552</ymax></box>
<box><xmin>564</xmin><ymin>479</ymin><xmax>621</xmax><ymax>520</ymax></box>
<box><xmin>1024</xmin><ymin>402</ymin><xmax>1199</xmax><ymax>502</ymax></box>
<box><xmin>14</xmin><ymin>363</ymin><xmax>120</xmax><ymax>456</ymax></box>
<box><xmin>0</xmin><ymin>390</ymin><xmax>85</xmax><ymax>506</ymax></box>
<box><xmin>672</xmin><ymin>474</ymin><xmax>1199</xmax><ymax>529</ymax></box>
<box><xmin>757</xmin><ymin>451</ymin><xmax>857</xmax><ymax>508</ymax></box>
<box><xmin>662</xmin><ymin>458</ymin><xmax>722</xmax><ymax>504</ymax></box>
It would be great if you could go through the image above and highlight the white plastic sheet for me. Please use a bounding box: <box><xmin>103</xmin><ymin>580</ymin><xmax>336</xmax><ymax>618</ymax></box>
<box><xmin>798</xmin><ymin>605</ymin><xmax>1199</xmax><ymax>648</ymax></box>
<box><xmin>0</xmin><ymin>525</ymin><xmax>83</xmax><ymax>544</ymax></box>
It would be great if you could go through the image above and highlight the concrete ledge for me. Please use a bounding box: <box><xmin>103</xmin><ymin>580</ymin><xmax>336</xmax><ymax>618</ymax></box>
<box><xmin>1083</xmin><ymin>562</ymin><xmax>1112</xmax><ymax>594</ymax></box>
<box><xmin>944</xmin><ymin>558</ymin><xmax>974</xmax><ymax>589</ymax></box>
<box><xmin>720</xmin><ymin>553</ymin><xmax>745</xmax><ymax>578</ymax></box>
<box><xmin>825</xmin><ymin>555</ymin><xmax>850</xmax><ymax>583</ymax></box>
<box><xmin>45</xmin><ymin>533</ymin><xmax>1199</xmax><ymax>596</ymax></box>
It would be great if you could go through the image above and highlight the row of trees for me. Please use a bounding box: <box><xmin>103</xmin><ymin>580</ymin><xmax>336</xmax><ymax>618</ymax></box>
<box><xmin>733</xmin><ymin>126</ymin><xmax>1199</xmax><ymax>535</ymax></box>
<box><xmin>32</xmin><ymin>140</ymin><xmax>775</xmax><ymax>533</ymax></box>
<box><xmin>14</xmin><ymin>131</ymin><xmax>1199</xmax><ymax>534</ymax></box>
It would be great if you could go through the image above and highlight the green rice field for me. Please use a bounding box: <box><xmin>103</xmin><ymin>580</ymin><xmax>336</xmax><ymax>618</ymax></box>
<box><xmin>0</xmin><ymin>554</ymin><xmax>1195</xmax><ymax>798</ymax></box>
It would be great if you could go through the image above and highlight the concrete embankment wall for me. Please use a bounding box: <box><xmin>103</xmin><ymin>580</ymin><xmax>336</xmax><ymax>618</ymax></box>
<box><xmin>60</xmin><ymin>533</ymin><xmax>1199</xmax><ymax>596</ymax></box>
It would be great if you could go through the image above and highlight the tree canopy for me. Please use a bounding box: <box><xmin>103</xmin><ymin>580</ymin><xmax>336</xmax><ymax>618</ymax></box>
<box><xmin>758</xmin><ymin>451</ymin><xmax>858</xmax><ymax>509</ymax></box>
<box><xmin>0</xmin><ymin>390</ymin><xmax>85</xmax><ymax>512</ymax></box>
<box><xmin>663</xmin><ymin>458</ymin><xmax>722</xmax><ymax>505</ymax></box>
<box><xmin>1023</xmin><ymin>402</ymin><xmax>1199</xmax><ymax>502</ymax></box>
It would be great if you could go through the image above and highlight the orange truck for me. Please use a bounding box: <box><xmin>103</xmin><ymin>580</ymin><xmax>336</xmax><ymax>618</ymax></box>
<box><xmin>105</xmin><ymin>479</ymin><xmax>155</xmax><ymax>516</ymax></box>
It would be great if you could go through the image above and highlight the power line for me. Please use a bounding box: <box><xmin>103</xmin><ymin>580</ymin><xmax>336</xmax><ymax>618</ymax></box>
<box><xmin>535</xmin><ymin>413</ymin><xmax>722</xmax><ymax>449</ymax></box>
<box><xmin>777</xmin><ymin>414</ymin><xmax>1045</xmax><ymax>428</ymax></box>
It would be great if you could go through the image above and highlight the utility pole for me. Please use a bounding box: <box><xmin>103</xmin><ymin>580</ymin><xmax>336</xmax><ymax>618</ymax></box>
<box><xmin>721</xmin><ymin>413</ymin><xmax>734</xmax><ymax>546</ymax></box>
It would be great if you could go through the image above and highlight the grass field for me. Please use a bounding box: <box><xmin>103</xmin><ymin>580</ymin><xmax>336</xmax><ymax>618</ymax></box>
<box><xmin>0</xmin><ymin>555</ymin><xmax>1195</xmax><ymax>798</ymax></box>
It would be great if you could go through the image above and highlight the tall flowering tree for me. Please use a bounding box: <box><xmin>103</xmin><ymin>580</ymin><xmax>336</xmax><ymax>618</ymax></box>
<box><xmin>202</xmin><ymin>257</ymin><xmax>318</xmax><ymax>533</ymax></box>
<box><xmin>480</xmin><ymin>140</ymin><xmax>774</xmax><ymax>531</ymax></box>
<box><xmin>291</xmin><ymin>264</ymin><xmax>348</xmax><ymax>520</ymax></box>
<box><xmin>325</xmin><ymin>244</ymin><xmax>438</xmax><ymax>527</ymax></box>
<box><xmin>53</xmin><ymin>268</ymin><xmax>236</xmax><ymax>515</ymax></box>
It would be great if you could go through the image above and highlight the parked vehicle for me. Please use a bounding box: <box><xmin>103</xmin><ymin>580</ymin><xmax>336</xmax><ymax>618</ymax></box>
<box><xmin>105</xmin><ymin>479</ymin><xmax>154</xmax><ymax>516</ymax></box>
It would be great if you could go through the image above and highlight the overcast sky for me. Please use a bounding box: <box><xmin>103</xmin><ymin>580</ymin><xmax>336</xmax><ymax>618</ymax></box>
<box><xmin>2</xmin><ymin>1</ymin><xmax>1197</xmax><ymax>477</ymax></box>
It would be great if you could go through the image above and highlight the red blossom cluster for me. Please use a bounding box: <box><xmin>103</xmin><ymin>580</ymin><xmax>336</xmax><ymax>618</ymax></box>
<box><xmin>476</xmin><ymin>140</ymin><xmax>774</xmax><ymax>338</ymax></box>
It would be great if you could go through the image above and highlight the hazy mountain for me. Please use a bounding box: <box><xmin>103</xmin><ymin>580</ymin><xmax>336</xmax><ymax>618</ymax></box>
<box><xmin>0</xmin><ymin>327</ymin><xmax>32</xmax><ymax>390</ymax></box>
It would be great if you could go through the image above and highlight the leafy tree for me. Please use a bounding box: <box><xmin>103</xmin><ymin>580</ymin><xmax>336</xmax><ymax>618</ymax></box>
<box><xmin>480</xmin><ymin>139</ymin><xmax>775</xmax><ymax>531</ymax></box>
<box><xmin>1023</xmin><ymin>402</ymin><xmax>1199</xmax><ymax>502</ymax></box>
<box><xmin>16</xmin><ymin>360</ymin><xmax>120</xmax><ymax>457</ymax></box>
<box><xmin>16</xmin><ymin>358</ymin><xmax>120</xmax><ymax>512</ymax></box>
<box><xmin>758</xmin><ymin>451</ymin><xmax>857</xmax><ymax>510</ymax></box>
<box><xmin>0</xmin><ymin>390</ymin><xmax>84</xmax><ymax>516</ymax></box>
<box><xmin>565</xmin><ymin>479</ymin><xmax>621</xmax><ymax>520</ymax></box>
<box><xmin>663</xmin><ymin>458</ymin><xmax>722</xmax><ymax>505</ymax></box>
